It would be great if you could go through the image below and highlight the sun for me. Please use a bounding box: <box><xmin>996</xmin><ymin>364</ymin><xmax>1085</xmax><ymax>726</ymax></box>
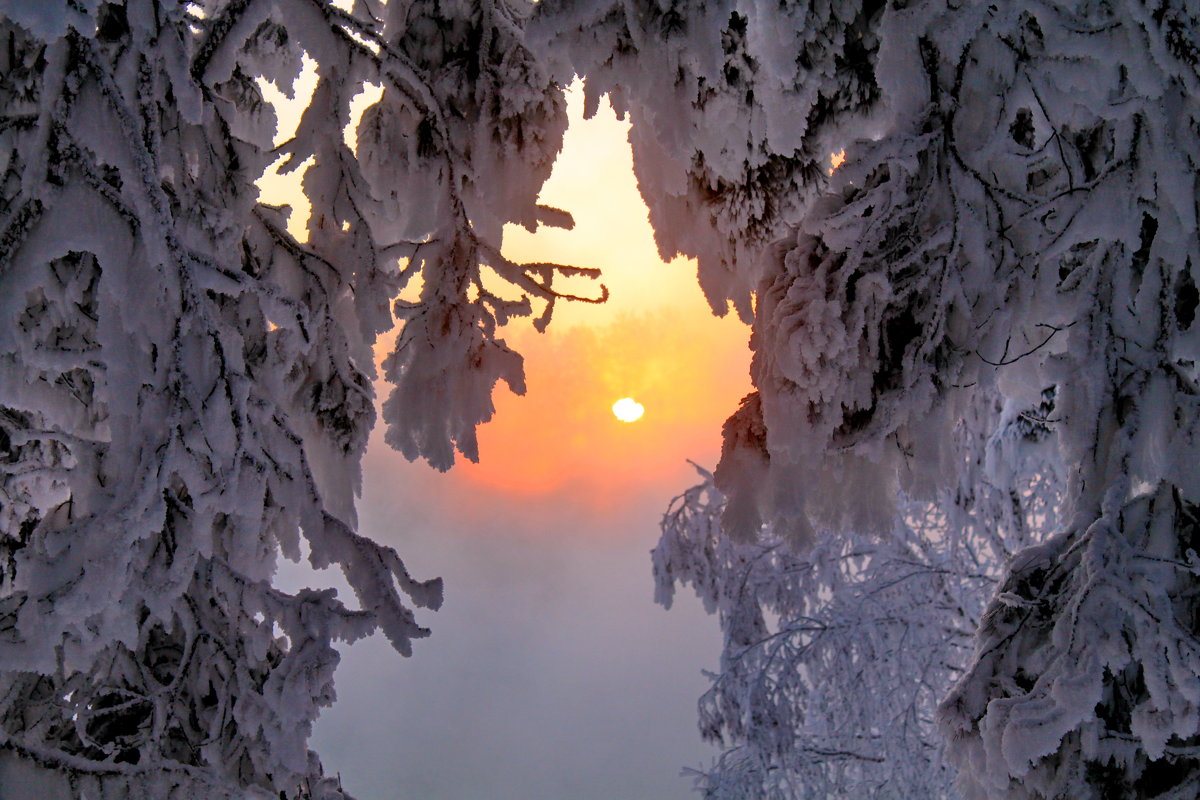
<box><xmin>612</xmin><ymin>397</ymin><xmax>645</xmax><ymax>423</ymax></box>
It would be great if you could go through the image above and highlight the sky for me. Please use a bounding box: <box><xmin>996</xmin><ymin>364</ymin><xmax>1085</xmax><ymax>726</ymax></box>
<box><xmin>270</xmin><ymin>83</ymin><xmax>752</xmax><ymax>799</ymax></box>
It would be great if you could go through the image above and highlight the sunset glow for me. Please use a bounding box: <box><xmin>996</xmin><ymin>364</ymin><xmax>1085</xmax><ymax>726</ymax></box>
<box><xmin>612</xmin><ymin>397</ymin><xmax>646</xmax><ymax>423</ymax></box>
<box><xmin>250</xmin><ymin>57</ymin><xmax>752</xmax><ymax>528</ymax></box>
<box><xmin>255</xmin><ymin>66</ymin><xmax>751</xmax><ymax>517</ymax></box>
<box><xmin>380</xmin><ymin>84</ymin><xmax>753</xmax><ymax>519</ymax></box>
<box><xmin>430</xmin><ymin>308</ymin><xmax>748</xmax><ymax>507</ymax></box>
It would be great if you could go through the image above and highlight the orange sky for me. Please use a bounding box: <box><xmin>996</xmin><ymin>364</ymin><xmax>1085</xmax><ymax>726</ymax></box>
<box><xmin>260</xmin><ymin>78</ymin><xmax>752</xmax><ymax>528</ymax></box>
<box><xmin>439</xmin><ymin>87</ymin><xmax>751</xmax><ymax>512</ymax></box>
<box><xmin>445</xmin><ymin>306</ymin><xmax>748</xmax><ymax>506</ymax></box>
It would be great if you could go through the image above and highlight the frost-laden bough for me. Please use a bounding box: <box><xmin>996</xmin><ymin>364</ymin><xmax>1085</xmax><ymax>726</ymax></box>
<box><xmin>653</xmin><ymin>392</ymin><xmax>1064</xmax><ymax>799</ymax></box>
<box><xmin>531</xmin><ymin>0</ymin><xmax>883</xmax><ymax>323</ymax></box>
<box><xmin>535</xmin><ymin>0</ymin><xmax>1200</xmax><ymax>797</ymax></box>
<box><xmin>0</xmin><ymin>1</ymin><xmax>600</xmax><ymax>797</ymax></box>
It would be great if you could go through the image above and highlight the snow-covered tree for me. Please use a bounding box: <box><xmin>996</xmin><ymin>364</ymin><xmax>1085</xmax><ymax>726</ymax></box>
<box><xmin>535</xmin><ymin>0</ymin><xmax>1200</xmax><ymax>797</ymax></box>
<box><xmin>654</xmin><ymin>391</ymin><xmax>1063</xmax><ymax>798</ymax></box>
<box><xmin>919</xmin><ymin>6</ymin><xmax>1200</xmax><ymax>798</ymax></box>
<box><xmin>0</xmin><ymin>0</ymin><xmax>595</xmax><ymax>796</ymax></box>
<box><xmin>6</xmin><ymin>0</ymin><xmax>1197</xmax><ymax>797</ymax></box>
<box><xmin>531</xmin><ymin>0</ymin><xmax>885</xmax><ymax>321</ymax></box>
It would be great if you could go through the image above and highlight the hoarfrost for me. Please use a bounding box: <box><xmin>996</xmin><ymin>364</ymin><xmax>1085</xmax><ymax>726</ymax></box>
<box><xmin>0</xmin><ymin>0</ymin><xmax>596</xmax><ymax>795</ymax></box>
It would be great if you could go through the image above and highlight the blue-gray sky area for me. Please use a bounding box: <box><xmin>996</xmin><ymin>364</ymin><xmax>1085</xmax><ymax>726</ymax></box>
<box><xmin>294</xmin><ymin>448</ymin><xmax>722</xmax><ymax>800</ymax></box>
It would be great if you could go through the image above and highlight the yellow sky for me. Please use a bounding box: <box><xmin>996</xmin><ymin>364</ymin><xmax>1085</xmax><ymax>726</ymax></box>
<box><xmin>500</xmin><ymin>91</ymin><xmax>708</xmax><ymax>327</ymax></box>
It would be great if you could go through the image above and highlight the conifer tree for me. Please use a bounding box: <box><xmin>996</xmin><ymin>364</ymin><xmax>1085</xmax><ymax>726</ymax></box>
<box><xmin>0</xmin><ymin>1</ymin><xmax>596</xmax><ymax>795</ymax></box>
<box><xmin>536</xmin><ymin>1</ymin><xmax>1200</xmax><ymax>796</ymax></box>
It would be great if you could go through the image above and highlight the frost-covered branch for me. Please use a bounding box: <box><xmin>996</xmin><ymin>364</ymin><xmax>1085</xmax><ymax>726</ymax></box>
<box><xmin>0</xmin><ymin>0</ymin><xmax>593</xmax><ymax>795</ymax></box>
<box><xmin>572</xmin><ymin>1</ymin><xmax>1200</xmax><ymax>797</ymax></box>
<box><xmin>530</xmin><ymin>0</ymin><xmax>886</xmax><ymax>320</ymax></box>
<box><xmin>654</xmin><ymin>392</ymin><xmax>1062</xmax><ymax>799</ymax></box>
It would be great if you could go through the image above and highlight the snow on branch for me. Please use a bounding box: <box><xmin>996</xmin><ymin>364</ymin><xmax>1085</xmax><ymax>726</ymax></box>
<box><xmin>0</xmin><ymin>0</ymin><xmax>591</xmax><ymax>795</ymax></box>
<box><xmin>655</xmin><ymin>392</ymin><xmax>1063</xmax><ymax>799</ymax></box>
<box><xmin>613</xmin><ymin>0</ymin><xmax>1200</xmax><ymax>796</ymax></box>
<box><xmin>530</xmin><ymin>0</ymin><xmax>887</xmax><ymax>321</ymax></box>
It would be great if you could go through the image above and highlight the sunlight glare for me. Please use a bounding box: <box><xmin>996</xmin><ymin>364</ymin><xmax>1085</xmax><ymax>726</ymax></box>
<box><xmin>612</xmin><ymin>397</ymin><xmax>645</xmax><ymax>423</ymax></box>
<box><xmin>829</xmin><ymin>149</ymin><xmax>846</xmax><ymax>174</ymax></box>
